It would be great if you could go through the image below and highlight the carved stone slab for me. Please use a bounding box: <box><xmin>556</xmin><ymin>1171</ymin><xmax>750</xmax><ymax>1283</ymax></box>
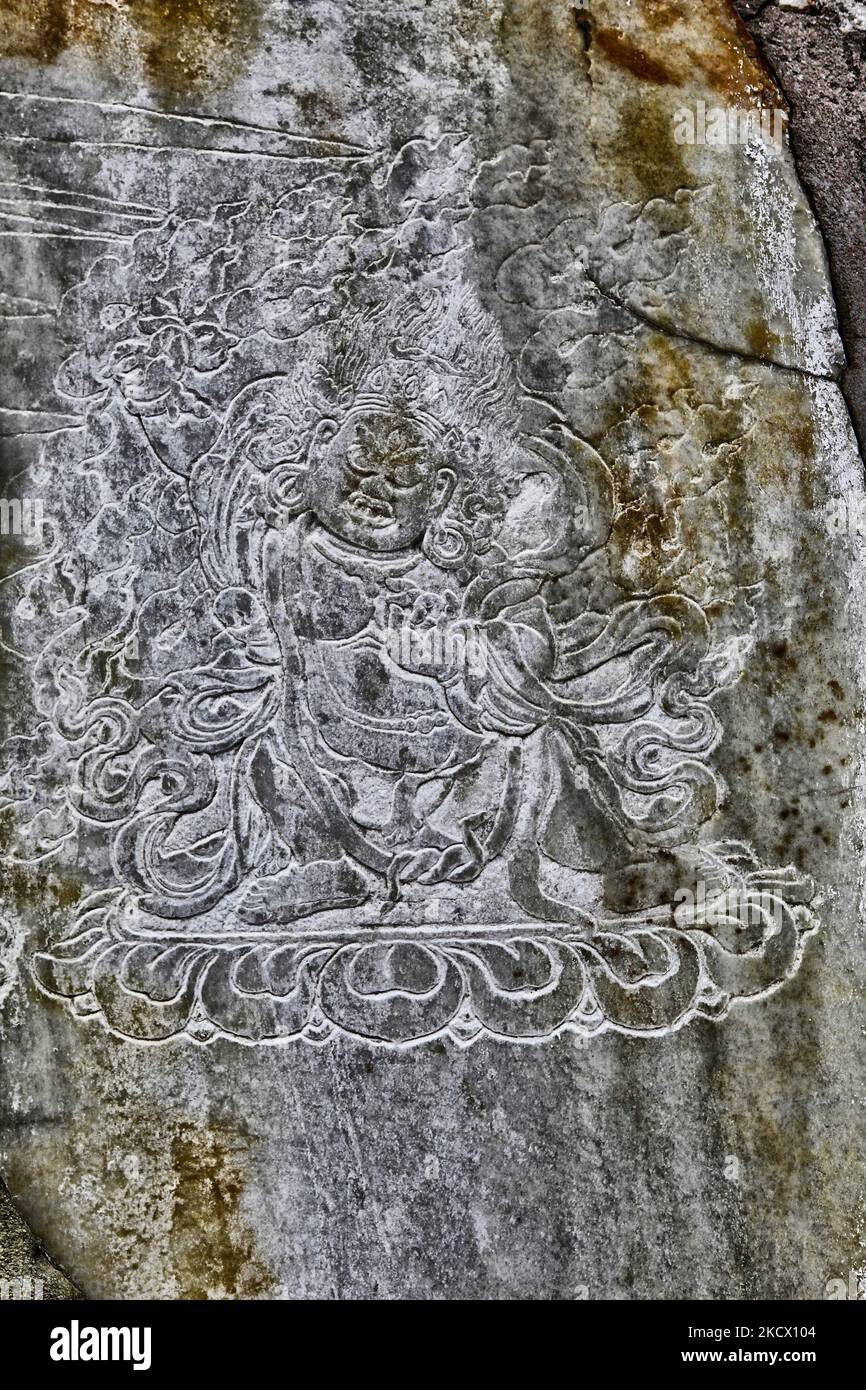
<box><xmin>1</xmin><ymin>0</ymin><xmax>864</xmax><ymax>1299</ymax></box>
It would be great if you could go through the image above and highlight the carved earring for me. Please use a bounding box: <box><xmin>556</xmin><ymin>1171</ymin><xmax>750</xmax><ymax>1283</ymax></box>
<box><xmin>422</xmin><ymin>466</ymin><xmax>463</xmax><ymax>566</ymax></box>
<box><xmin>422</xmin><ymin>516</ymin><xmax>470</xmax><ymax>568</ymax></box>
<box><xmin>264</xmin><ymin>462</ymin><xmax>309</xmax><ymax>528</ymax></box>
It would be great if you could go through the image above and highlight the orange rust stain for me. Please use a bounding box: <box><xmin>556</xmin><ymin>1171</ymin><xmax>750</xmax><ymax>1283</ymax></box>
<box><xmin>0</xmin><ymin>0</ymin><xmax>262</xmax><ymax>101</ymax></box>
<box><xmin>713</xmin><ymin>0</ymin><xmax>786</xmax><ymax>106</ymax></box>
<box><xmin>615</xmin><ymin>90</ymin><xmax>691</xmax><ymax>200</ymax></box>
<box><xmin>588</xmin><ymin>0</ymin><xmax>783</xmax><ymax>109</ymax></box>
<box><xmin>746</xmin><ymin>319</ymin><xmax>782</xmax><ymax>361</ymax></box>
<box><xmin>168</xmin><ymin>1124</ymin><xmax>273</xmax><ymax>1300</ymax></box>
<box><xmin>133</xmin><ymin>0</ymin><xmax>262</xmax><ymax>101</ymax></box>
<box><xmin>593</xmin><ymin>26</ymin><xmax>674</xmax><ymax>86</ymax></box>
<box><xmin>592</xmin><ymin>26</ymin><xmax>681</xmax><ymax>86</ymax></box>
<box><xmin>0</xmin><ymin>1</ymin><xmax>68</xmax><ymax>62</ymax></box>
<box><xmin>639</xmin><ymin>0</ymin><xmax>689</xmax><ymax>31</ymax></box>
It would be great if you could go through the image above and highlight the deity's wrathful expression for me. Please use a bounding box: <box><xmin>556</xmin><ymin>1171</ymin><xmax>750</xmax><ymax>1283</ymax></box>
<box><xmin>308</xmin><ymin>409</ymin><xmax>455</xmax><ymax>551</ymax></box>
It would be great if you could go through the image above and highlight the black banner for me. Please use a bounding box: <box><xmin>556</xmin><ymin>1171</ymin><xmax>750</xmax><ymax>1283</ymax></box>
<box><xmin>0</xmin><ymin>1297</ymin><xmax>860</xmax><ymax>1376</ymax></box>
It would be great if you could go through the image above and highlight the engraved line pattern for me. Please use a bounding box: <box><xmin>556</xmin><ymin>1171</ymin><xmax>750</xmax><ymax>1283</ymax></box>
<box><xmin>0</xmin><ymin>118</ymin><xmax>819</xmax><ymax>1045</ymax></box>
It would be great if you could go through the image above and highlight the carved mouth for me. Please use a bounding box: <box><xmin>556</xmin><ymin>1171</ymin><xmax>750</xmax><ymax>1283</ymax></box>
<box><xmin>346</xmin><ymin>490</ymin><xmax>394</xmax><ymax>527</ymax></box>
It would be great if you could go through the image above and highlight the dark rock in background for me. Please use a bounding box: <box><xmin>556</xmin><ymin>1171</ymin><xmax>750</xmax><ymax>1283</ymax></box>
<box><xmin>735</xmin><ymin>0</ymin><xmax>866</xmax><ymax>450</ymax></box>
<box><xmin>0</xmin><ymin>1</ymin><xmax>864</xmax><ymax>1300</ymax></box>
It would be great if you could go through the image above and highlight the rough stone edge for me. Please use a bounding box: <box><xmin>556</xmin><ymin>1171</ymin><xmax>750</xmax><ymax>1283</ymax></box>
<box><xmin>734</xmin><ymin>0</ymin><xmax>866</xmax><ymax>452</ymax></box>
<box><xmin>1</xmin><ymin>0</ymin><xmax>864</xmax><ymax>1301</ymax></box>
<box><xmin>0</xmin><ymin>1174</ymin><xmax>81</xmax><ymax>1300</ymax></box>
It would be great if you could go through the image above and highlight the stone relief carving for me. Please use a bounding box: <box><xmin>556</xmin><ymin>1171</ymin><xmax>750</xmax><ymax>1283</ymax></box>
<box><xmin>0</xmin><ymin>118</ymin><xmax>817</xmax><ymax>1046</ymax></box>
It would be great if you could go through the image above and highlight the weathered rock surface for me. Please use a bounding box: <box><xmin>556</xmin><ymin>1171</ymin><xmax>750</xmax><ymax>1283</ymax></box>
<box><xmin>0</xmin><ymin>1176</ymin><xmax>79</xmax><ymax>1299</ymax></box>
<box><xmin>0</xmin><ymin>0</ymin><xmax>864</xmax><ymax>1299</ymax></box>
<box><xmin>735</xmin><ymin>0</ymin><xmax>866</xmax><ymax>451</ymax></box>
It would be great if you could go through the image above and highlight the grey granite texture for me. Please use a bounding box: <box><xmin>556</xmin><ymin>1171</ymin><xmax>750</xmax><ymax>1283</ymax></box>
<box><xmin>0</xmin><ymin>1176</ymin><xmax>79</xmax><ymax>1299</ymax></box>
<box><xmin>0</xmin><ymin>0</ymin><xmax>864</xmax><ymax>1300</ymax></box>
<box><xmin>734</xmin><ymin>1</ymin><xmax>866</xmax><ymax>450</ymax></box>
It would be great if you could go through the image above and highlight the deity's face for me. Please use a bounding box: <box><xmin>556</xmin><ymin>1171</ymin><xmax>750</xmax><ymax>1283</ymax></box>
<box><xmin>307</xmin><ymin>409</ymin><xmax>455</xmax><ymax>551</ymax></box>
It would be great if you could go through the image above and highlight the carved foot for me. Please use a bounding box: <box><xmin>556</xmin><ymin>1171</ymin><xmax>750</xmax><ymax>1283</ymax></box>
<box><xmin>237</xmin><ymin>857</ymin><xmax>371</xmax><ymax>925</ymax></box>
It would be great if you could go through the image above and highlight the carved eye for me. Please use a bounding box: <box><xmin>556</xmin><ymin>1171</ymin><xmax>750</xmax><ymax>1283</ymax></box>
<box><xmin>392</xmin><ymin>460</ymin><xmax>422</xmax><ymax>488</ymax></box>
<box><xmin>346</xmin><ymin>444</ymin><xmax>373</xmax><ymax>477</ymax></box>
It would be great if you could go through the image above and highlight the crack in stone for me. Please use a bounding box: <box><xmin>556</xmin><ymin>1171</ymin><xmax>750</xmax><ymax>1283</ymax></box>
<box><xmin>733</xmin><ymin>0</ymin><xmax>866</xmax><ymax>451</ymax></box>
<box><xmin>582</xmin><ymin>258</ymin><xmax>840</xmax><ymax>386</ymax></box>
